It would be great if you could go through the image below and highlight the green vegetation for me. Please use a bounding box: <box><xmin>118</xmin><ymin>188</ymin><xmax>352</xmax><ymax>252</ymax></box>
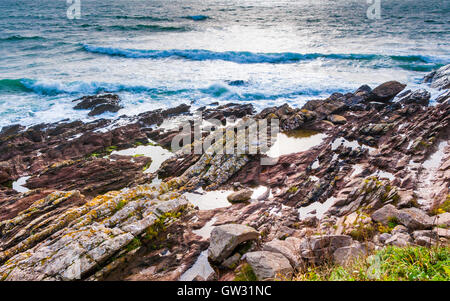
<box><xmin>142</xmin><ymin>162</ymin><xmax>152</xmax><ymax>172</ymax></box>
<box><xmin>293</xmin><ymin>246</ymin><xmax>450</xmax><ymax>281</ymax></box>
<box><xmin>115</xmin><ymin>199</ymin><xmax>127</xmax><ymax>211</ymax></box>
<box><xmin>105</xmin><ymin>145</ymin><xmax>118</xmax><ymax>153</ymax></box>
<box><xmin>387</xmin><ymin>216</ymin><xmax>399</xmax><ymax>229</ymax></box>
<box><xmin>90</xmin><ymin>152</ymin><xmax>101</xmax><ymax>158</ymax></box>
<box><xmin>349</xmin><ymin>223</ymin><xmax>376</xmax><ymax>241</ymax></box>
<box><xmin>288</xmin><ymin>186</ymin><xmax>298</xmax><ymax>193</ymax></box>
<box><xmin>234</xmin><ymin>263</ymin><xmax>258</xmax><ymax>281</ymax></box>
<box><xmin>431</xmin><ymin>196</ymin><xmax>450</xmax><ymax>215</ymax></box>
<box><xmin>125</xmin><ymin>238</ymin><xmax>142</xmax><ymax>252</ymax></box>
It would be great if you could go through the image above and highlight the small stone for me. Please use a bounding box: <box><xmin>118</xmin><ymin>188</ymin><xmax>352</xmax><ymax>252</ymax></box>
<box><xmin>221</xmin><ymin>253</ymin><xmax>242</xmax><ymax>269</ymax></box>
<box><xmin>391</xmin><ymin>225</ymin><xmax>408</xmax><ymax>234</ymax></box>
<box><xmin>328</xmin><ymin>115</ymin><xmax>347</xmax><ymax>125</ymax></box>
<box><xmin>227</xmin><ymin>189</ymin><xmax>253</xmax><ymax>203</ymax></box>
<box><xmin>378</xmin><ymin>233</ymin><xmax>392</xmax><ymax>244</ymax></box>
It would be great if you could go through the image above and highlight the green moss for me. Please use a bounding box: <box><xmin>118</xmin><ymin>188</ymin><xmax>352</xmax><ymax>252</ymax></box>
<box><xmin>288</xmin><ymin>186</ymin><xmax>298</xmax><ymax>194</ymax></box>
<box><xmin>115</xmin><ymin>199</ymin><xmax>127</xmax><ymax>211</ymax></box>
<box><xmin>144</xmin><ymin>211</ymin><xmax>182</xmax><ymax>241</ymax></box>
<box><xmin>234</xmin><ymin>263</ymin><xmax>258</xmax><ymax>281</ymax></box>
<box><xmin>235</xmin><ymin>241</ymin><xmax>253</xmax><ymax>255</ymax></box>
<box><xmin>349</xmin><ymin>224</ymin><xmax>376</xmax><ymax>242</ymax></box>
<box><xmin>125</xmin><ymin>238</ymin><xmax>142</xmax><ymax>252</ymax></box>
<box><xmin>3</xmin><ymin>180</ymin><xmax>13</xmax><ymax>189</ymax></box>
<box><xmin>387</xmin><ymin>216</ymin><xmax>399</xmax><ymax>229</ymax></box>
<box><xmin>142</xmin><ymin>162</ymin><xmax>152</xmax><ymax>172</ymax></box>
<box><xmin>105</xmin><ymin>146</ymin><xmax>117</xmax><ymax>153</ymax></box>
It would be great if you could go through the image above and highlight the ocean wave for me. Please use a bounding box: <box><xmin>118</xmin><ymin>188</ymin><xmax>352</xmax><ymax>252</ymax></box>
<box><xmin>199</xmin><ymin>83</ymin><xmax>342</xmax><ymax>101</ymax></box>
<box><xmin>17</xmin><ymin>79</ymin><xmax>190</xmax><ymax>96</ymax></box>
<box><xmin>0</xmin><ymin>79</ymin><xmax>338</xmax><ymax>102</ymax></box>
<box><xmin>106</xmin><ymin>24</ymin><xmax>189</xmax><ymax>32</ymax></box>
<box><xmin>0</xmin><ymin>79</ymin><xmax>33</xmax><ymax>93</ymax></box>
<box><xmin>0</xmin><ymin>35</ymin><xmax>45</xmax><ymax>42</ymax></box>
<box><xmin>113</xmin><ymin>16</ymin><xmax>172</xmax><ymax>22</ymax></box>
<box><xmin>81</xmin><ymin>45</ymin><xmax>443</xmax><ymax>68</ymax></box>
<box><xmin>182</xmin><ymin>15</ymin><xmax>209</xmax><ymax>21</ymax></box>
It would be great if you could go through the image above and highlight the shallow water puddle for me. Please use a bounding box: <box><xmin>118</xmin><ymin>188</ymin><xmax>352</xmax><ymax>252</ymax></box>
<box><xmin>12</xmin><ymin>176</ymin><xmax>30</xmax><ymax>193</ymax></box>
<box><xmin>193</xmin><ymin>217</ymin><xmax>217</xmax><ymax>239</ymax></box>
<box><xmin>331</xmin><ymin>137</ymin><xmax>377</xmax><ymax>155</ymax></box>
<box><xmin>350</xmin><ymin>164</ymin><xmax>365</xmax><ymax>177</ymax></box>
<box><xmin>371</xmin><ymin>170</ymin><xmax>396</xmax><ymax>181</ymax></box>
<box><xmin>251</xmin><ymin>185</ymin><xmax>272</xmax><ymax>200</ymax></box>
<box><xmin>266</xmin><ymin>129</ymin><xmax>327</xmax><ymax>157</ymax></box>
<box><xmin>298</xmin><ymin>197</ymin><xmax>336</xmax><ymax>220</ymax></box>
<box><xmin>111</xmin><ymin>140</ymin><xmax>174</xmax><ymax>173</ymax></box>
<box><xmin>179</xmin><ymin>250</ymin><xmax>215</xmax><ymax>281</ymax></box>
<box><xmin>184</xmin><ymin>188</ymin><xmax>233</xmax><ymax>210</ymax></box>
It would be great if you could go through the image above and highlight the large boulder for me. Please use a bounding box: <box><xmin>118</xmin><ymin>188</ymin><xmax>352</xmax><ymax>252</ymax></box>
<box><xmin>385</xmin><ymin>233</ymin><xmax>413</xmax><ymax>247</ymax></box>
<box><xmin>299</xmin><ymin>235</ymin><xmax>353</xmax><ymax>264</ymax></box>
<box><xmin>371</xmin><ymin>204</ymin><xmax>399</xmax><ymax>225</ymax></box>
<box><xmin>397</xmin><ymin>208</ymin><xmax>434</xmax><ymax>230</ymax></box>
<box><xmin>73</xmin><ymin>94</ymin><xmax>123</xmax><ymax>116</ymax></box>
<box><xmin>436</xmin><ymin>90</ymin><xmax>450</xmax><ymax>104</ymax></box>
<box><xmin>399</xmin><ymin>89</ymin><xmax>431</xmax><ymax>106</ymax></box>
<box><xmin>208</xmin><ymin>224</ymin><xmax>259</xmax><ymax>263</ymax></box>
<box><xmin>412</xmin><ymin>230</ymin><xmax>439</xmax><ymax>246</ymax></box>
<box><xmin>368</xmin><ymin>81</ymin><xmax>406</xmax><ymax>102</ymax></box>
<box><xmin>300</xmin><ymin>235</ymin><xmax>353</xmax><ymax>251</ymax></box>
<box><xmin>262</xmin><ymin>238</ymin><xmax>303</xmax><ymax>268</ymax></box>
<box><xmin>435</xmin><ymin>228</ymin><xmax>450</xmax><ymax>239</ymax></box>
<box><xmin>244</xmin><ymin>251</ymin><xmax>293</xmax><ymax>280</ymax></box>
<box><xmin>333</xmin><ymin>242</ymin><xmax>368</xmax><ymax>266</ymax></box>
<box><xmin>424</xmin><ymin>64</ymin><xmax>450</xmax><ymax>90</ymax></box>
<box><xmin>434</xmin><ymin>212</ymin><xmax>450</xmax><ymax>227</ymax></box>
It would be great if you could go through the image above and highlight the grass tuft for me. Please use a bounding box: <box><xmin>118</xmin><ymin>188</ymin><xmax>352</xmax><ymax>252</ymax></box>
<box><xmin>293</xmin><ymin>246</ymin><xmax>449</xmax><ymax>281</ymax></box>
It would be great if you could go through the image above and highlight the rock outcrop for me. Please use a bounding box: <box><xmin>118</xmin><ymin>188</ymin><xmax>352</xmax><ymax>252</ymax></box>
<box><xmin>244</xmin><ymin>251</ymin><xmax>293</xmax><ymax>281</ymax></box>
<box><xmin>0</xmin><ymin>65</ymin><xmax>449</xmax><ymax>281</ymax></box>
<box><xmin>208</xmin><ymin>224</ymin><xmax>259</xmax><ymax>263</ymax></box>
<box><xmin>73</xmin><ymin>94</ymin><xmax>123</xmax><ymax>116</ymax></box>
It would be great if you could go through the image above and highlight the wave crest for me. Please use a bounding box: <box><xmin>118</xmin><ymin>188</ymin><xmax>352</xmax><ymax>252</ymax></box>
<box><xmin>82</xmin><ymin>45</ymin><xmax>442</xmax><ymax>68</ymax></box>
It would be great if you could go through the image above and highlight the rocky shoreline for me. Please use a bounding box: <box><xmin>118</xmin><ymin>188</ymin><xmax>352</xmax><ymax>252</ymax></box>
<box><xmin>0</xmin><ymin>64</ymin><xmax>449</xmax><ymax>281</ymax></box>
